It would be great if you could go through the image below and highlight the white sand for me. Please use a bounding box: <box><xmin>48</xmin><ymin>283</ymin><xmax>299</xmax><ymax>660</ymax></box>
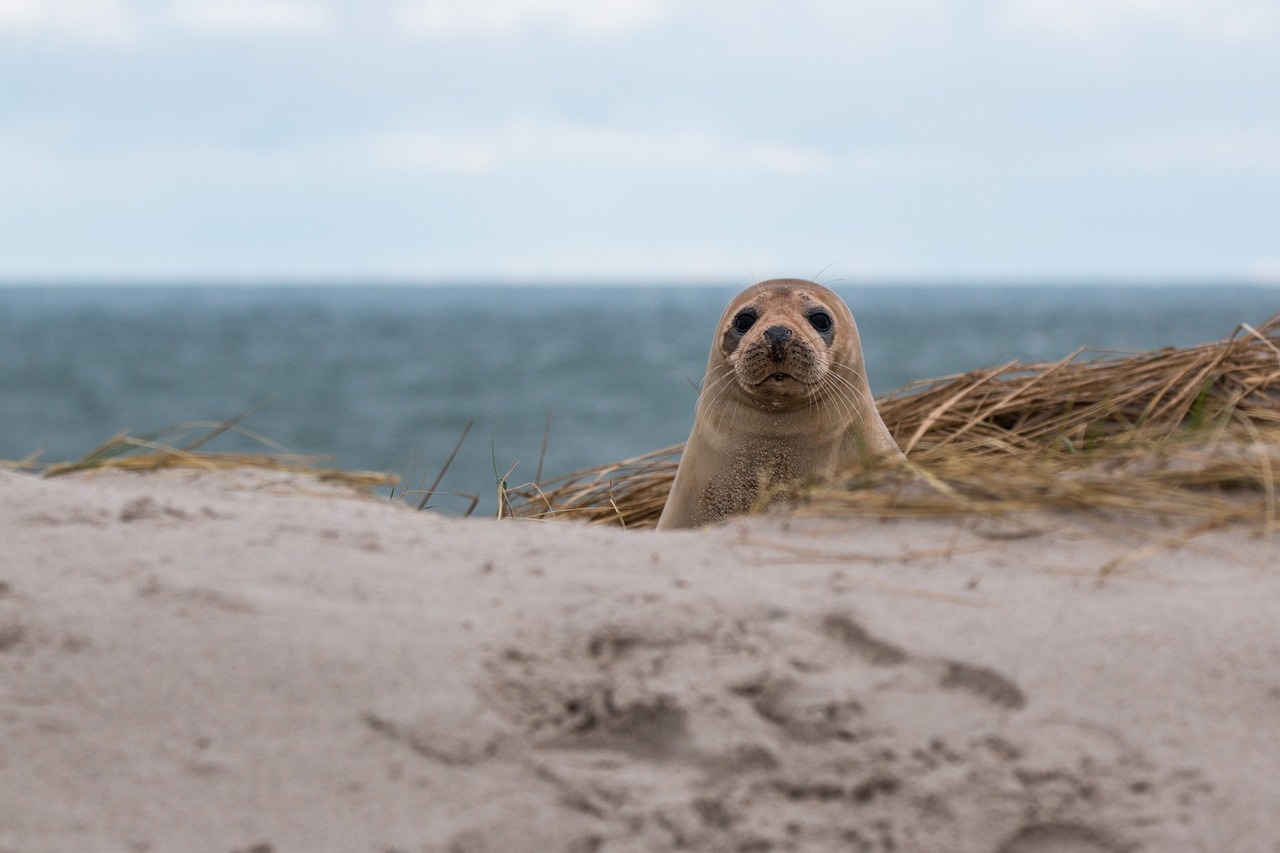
<box><xmin>1</xmin><ymin>467</ymin><xmax>1278</xmax><ymax>853</ymax></box>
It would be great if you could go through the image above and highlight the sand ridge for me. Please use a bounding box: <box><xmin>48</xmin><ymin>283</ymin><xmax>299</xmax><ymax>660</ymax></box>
<box><xmin>1</xmin><ymin>469</ymin><xmax>1277</xmax><ymax>852</ymax></box>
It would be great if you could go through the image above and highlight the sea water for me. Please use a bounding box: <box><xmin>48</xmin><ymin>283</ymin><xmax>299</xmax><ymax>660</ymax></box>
<box><xmin>1</xmin><ymin>283</ymin><xmax>1275</xmax><ymax>515</ymax></box>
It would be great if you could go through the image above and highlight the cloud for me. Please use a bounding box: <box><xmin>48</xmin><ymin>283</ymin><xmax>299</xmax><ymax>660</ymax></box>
<box><xmin>0</xmin><ymin>0</ymin><xmax>334</xmax><ymax>45</ymax></box>
<box><xmin>366</xmin><ymin>130</ymin><xmax>498</xmax><ymax>175</ymax></box>
<box><xmin>0</xmin><ymin>116</ymin><xmax>957</xmax><ymax>195</ymax></box>
<box><xmin>393</xmin><ymin>0</ymin><xmax>667</xmax><ymax>38</ymax></box>
<box><xmin>167</xmin><ymin>0</ymin><xmax>332</xmax><ymax>38</ymax></box>
<box><xmin>481</xmin><ymin>241</ymin><xmax>766</xmax><ymax>281</ymax></box>
<box><xmin>0</xmin><ymin>0</ymin><xmax>138</xmax><ymax>46</ymax></box>
<box><xmin>1250</xmin><ymin>259</ymin><xmax>1280</xmax><ymax>284</ymax></box>
<box><xmin>1105</xmin><ymin>129</ymin><xmax>1280</xmax><ymax>172</ymax></box>
<box><xmin>993</xmin><ymin>0</ymin><xmax>1280</xmax><ymax>43</ymax></box>
<box><xmin>363</xmin><ymin>120</ymin><xmax>960</xmax><ymax>179</ymax></box>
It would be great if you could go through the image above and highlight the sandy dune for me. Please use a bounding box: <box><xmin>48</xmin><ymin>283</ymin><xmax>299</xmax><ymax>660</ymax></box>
<box><xmin>1</xmin><ymin>468</ymin><xmax>1277</xmax><ymax>852</ymax></box>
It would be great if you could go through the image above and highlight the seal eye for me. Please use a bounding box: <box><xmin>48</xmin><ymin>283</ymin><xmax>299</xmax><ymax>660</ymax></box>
<box><xmin>808</xmin><ymin>311</ymin><xmax>833</xmax><ymax>333</ymax></box>
<box><xmin>732</xmin><ymin>310</ymin><xmax>758</xmax><ymax>334</ymax></box>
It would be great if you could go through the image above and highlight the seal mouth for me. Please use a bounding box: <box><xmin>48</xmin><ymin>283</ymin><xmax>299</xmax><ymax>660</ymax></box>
<box><xmin>749</xmin><ymin>371</ymin><xmax>797</xmax><ymax>388</ymax></box>
<box><xmin>744</xmin><ymin>371</ymin><xmax>813</xmax><ymax>396</ymax></box>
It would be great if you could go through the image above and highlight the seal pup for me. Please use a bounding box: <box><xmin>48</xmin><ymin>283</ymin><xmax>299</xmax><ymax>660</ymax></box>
<box><xmin>657</xmin><ymin>279</ymin><xmax>903</xmax><ymax>530</ymax></box>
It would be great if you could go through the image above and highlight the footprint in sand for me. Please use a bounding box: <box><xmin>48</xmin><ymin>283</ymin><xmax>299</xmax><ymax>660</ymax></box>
<box><xmin>472</xmin><ymin>602</ymin><xmax>1205</xmax><ymax>852</ymax></box>
<box><xmin>998</xmin><ymin>822</ymin><xmax>1122</xmax><ymax>853</ymax></box>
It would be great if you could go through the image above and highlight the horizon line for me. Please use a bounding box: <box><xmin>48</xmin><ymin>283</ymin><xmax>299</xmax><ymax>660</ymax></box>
<box><xmin>2</xmin><ymin>274</ymin><xmax>1278</xmax><ymax>288</ymax></box>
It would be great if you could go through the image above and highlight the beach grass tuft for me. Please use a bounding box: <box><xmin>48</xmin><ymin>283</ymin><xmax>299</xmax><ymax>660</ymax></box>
<box><xmin>33</xmin><ymin>415</ymin><xmax>397</xmax><ymax>493</ymax></box>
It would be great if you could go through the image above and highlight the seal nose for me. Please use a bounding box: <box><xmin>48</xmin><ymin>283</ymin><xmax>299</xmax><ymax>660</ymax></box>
<box><xmin>763</xmin><ymin>325</ymin><xmax>792</xmax><ymax>362</ymax></box>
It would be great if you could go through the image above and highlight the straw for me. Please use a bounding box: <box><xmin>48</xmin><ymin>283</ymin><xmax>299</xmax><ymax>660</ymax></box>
<box><xmin>36</xmin><ymin>417</ymin><xmax>397</xmax><ymax>492</ymax></box>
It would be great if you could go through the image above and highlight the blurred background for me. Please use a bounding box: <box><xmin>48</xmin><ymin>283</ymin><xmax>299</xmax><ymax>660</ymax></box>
<box><xmin>2</xmin><ymin>0</ymin><xmax>1277</xmax><ymax>513</ymax></box>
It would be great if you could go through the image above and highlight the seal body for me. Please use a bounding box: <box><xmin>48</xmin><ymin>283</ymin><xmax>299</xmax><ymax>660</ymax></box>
<box><xmin>657</xmin><ymin>279</ymin><xmax>903</xmax><ymax>530</ymax></box>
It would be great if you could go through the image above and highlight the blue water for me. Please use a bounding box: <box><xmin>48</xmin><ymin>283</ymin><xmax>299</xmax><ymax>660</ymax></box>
<box><xmin>1</xmin><ymin>283</ymin><xmax>1275</xmax><ymax>514</ymax></box>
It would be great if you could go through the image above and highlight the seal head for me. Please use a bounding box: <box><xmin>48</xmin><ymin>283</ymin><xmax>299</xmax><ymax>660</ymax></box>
<box><xmin>717</xmin><ymin>283</ymin><xmax>850</xmax><ymax>412</ymax></box>
<box><xmin>657</xmin><ymin>279</ymin><xmax>903</xmax><ymax>530</ymax></box>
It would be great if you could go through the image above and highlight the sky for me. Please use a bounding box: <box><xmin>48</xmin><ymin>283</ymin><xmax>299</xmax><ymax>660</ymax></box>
<box><xmin>2</xmin><ymin>0</ymin><xmax>1279</xmax><ymax>282</ymax></box>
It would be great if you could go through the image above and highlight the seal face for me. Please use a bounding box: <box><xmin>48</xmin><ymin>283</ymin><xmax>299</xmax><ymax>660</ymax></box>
<box><xmin>657</xmin><ymin>279</ymin><xmax>903</xmax><ymax>530</ymax></box>
<box><xmin>717</xmin><ymin>283</ymin><xmax>842</xmax><ymax>412</ymax></box>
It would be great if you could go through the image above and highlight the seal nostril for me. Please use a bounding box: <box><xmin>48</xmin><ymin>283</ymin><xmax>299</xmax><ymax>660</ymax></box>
<box><xmin>763</xmin><ymin>325</ymin><xmax>792</xmax><ymax>361</ymax></box>
<box><xmin>763</xmin><ymin>326</ymin><xmax>792</xmax><ymax>346</ymax></box>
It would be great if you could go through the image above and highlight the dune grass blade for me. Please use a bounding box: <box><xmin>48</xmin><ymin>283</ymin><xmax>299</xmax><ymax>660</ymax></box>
<box><xmin>506</xmin><ymin>312</ymin><xmax>1280</xmax><ymax>529</ymax></box>
<box><xmin>411</xmin><ymin>421</ymin><xmax>473</xmax><ymax>510</ymax></box>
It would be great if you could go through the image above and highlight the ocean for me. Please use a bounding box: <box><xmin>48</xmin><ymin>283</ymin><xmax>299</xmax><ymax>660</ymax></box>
<box><xmin>2</xmin><ymin>283</ymin><xmax>1276</xmax><ymax>515</ymax></box>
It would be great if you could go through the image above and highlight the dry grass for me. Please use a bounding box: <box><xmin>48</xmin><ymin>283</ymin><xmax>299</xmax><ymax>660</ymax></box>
<box><xmin>31</xmin><ymin>416</ymin><xmax>397</xmax><ymax>493</ymax></box>
<box><xmin>506</xmin><ymin>312</ymin><xmax>1280</xmax><ymax>529</ymax></box>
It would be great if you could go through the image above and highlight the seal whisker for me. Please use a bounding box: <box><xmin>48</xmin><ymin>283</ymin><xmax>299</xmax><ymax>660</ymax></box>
<box><xmin>822</xmin><ymin>370</ymin><xmax>866</xmax><ymax>417</ymax></box>
<box><xmin>824</xmin><ymin>369</ymin><xmax>874</xmax><ymax>415</ymax></box>
<box><xmin>818</xmin><ymin>376</ymin><xmax>860</xmax><ymax>439</ymax></box>
<box><xmin>818</xmin><ymin>375</ymin><xmax>857</xmax><ymax>429</ymax></box>
<box><xmin>696</xmin><ymin>365</ymin><xmax>734</xmax><ymax>406</ymax></box>
<box><xmin>700</xmin><ymin>367</ymin><xmax>752</xmax><ymax>434</ymax></box>
<box><xmin>698</xmin><ymin>366</ymin><xmax>738</xmax><ymax>415</ymax></box>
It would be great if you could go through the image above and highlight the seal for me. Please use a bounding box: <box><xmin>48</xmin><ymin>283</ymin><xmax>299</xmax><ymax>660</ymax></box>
<box><xmin>656</xmin><ymin>279</ymin><xmax>903</xmax><ymax>530</ymax></box>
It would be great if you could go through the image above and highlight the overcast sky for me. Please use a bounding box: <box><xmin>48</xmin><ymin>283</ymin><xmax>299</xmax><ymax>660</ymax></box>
<box><xmin>2</xmin><ymin>0</ymin><xmax>1279</xmax><ymax>281</ymax></box>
